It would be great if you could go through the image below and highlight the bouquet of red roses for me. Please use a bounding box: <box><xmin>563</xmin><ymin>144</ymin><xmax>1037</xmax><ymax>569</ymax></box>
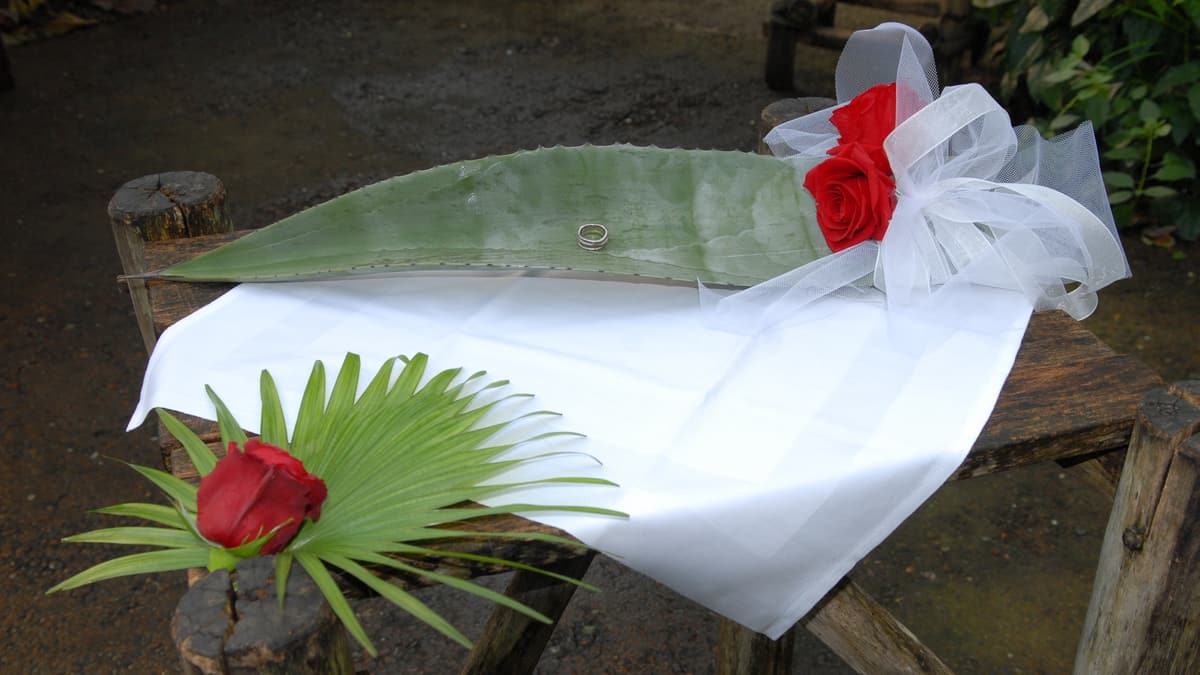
<box><xmin>803</xmin><ymin>83</ymin><xmax>898</xmax><ymax>252</ymax></box>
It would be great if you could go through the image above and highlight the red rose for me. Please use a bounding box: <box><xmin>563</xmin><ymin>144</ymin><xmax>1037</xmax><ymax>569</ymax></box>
<box><xmin>803</xmin><ymin>142</ymin><xmax>897</xmax><ymax>252</ymax></box>
<box><xmin>197</xmin><ymin>439</ymin><xmax>327</xmax><ymax>554</ymax></box>
<box><xmin>829</xmin><ymin>82</ymin><xmax>897</xmax><ymax>173</ymax></box>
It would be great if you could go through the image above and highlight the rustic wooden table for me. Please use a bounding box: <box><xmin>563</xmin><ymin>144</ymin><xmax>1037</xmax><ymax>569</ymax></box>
<box><xmin>112</xmin><ymin>166</ymin><xmax>1196</xmax><ymax>674</ymax></box>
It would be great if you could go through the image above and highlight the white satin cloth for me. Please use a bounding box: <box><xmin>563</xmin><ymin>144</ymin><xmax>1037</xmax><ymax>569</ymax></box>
<box><xmin>129</xmin><ymin>272</ymin><xmax>1031</xmax><ymax>638</ymax></box>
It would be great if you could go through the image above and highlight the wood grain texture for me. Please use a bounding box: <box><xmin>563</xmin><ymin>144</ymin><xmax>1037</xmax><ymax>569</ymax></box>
<box><xmin>173</xmin><ymin>568</ymin><xmax>234</xmax><ymax>675</ymax></box>
<box><xmin>1075</xmin><ymin>381</ymin><xmax>1200</xmax><ymax>674</ymax></box>
<box><xmin>804</xmin><ymin>578</ymin><xmax>954</xmax><ymax>674</ymax></box>
<box><xmin>717</xmin><ymin>618</ymin><xmax>795</xmax><ymax>675</ymax></box>
<box><xmin>952</xmin><ymin>311</ymin><xmax>1161</xmax><ymax>480</ymax></box>
<box><xmin>110</xmin><ymin>173</ymin><xmax>232</xmax><ymax>351</ymax></box>
<box><xmin>173</xmin><ymin>558</ymin><xmax>354</xmax><ymax>675</ymax></box>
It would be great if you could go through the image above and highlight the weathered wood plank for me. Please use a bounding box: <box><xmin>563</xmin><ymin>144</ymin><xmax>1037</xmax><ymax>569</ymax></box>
<box><xmin>955</xmin><ymin>312</ymin><xmax>1162</xmax><ymax>480</ymax></box>
<box><xmin>832</xmin><ymin>2</ymin><xmax>935</xmax><ymax>32</ymax></box>
<box><xmin>804</xmin><ymin>577</ymin><xmax>954</xmax><ymax>674</ymax></box>
<box><xmin>1075</xmin><ymin>381</ymin><xmax>1200</xmax><ymax>673</ymax></box>
<box><xmin>717</xmin><ymin>618</ymin><xmax>795</xmax><ymax>675</ymax></box>
<box><xmin>1057</xmin><ymin>449</ymin><xmax>1125</xmax><ymax>499</ymax></box>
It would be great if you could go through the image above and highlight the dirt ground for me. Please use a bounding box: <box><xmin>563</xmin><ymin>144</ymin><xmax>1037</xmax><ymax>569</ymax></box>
<box><xmin>1</xmin><ymin>1</ymin><xmax>1196</xmax><ymax>673</ymax></box>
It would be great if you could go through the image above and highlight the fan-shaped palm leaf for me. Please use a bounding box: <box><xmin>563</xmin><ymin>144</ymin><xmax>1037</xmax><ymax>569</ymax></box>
<box><xmin>51</xmin><ymin>353</ymin><xmax>623</xmax><ymax>656</ymax></box>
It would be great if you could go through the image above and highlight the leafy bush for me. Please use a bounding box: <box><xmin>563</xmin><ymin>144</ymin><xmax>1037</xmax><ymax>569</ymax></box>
<box><xmin>982</xmin><ymin>0</ymin><xmax>1200</xmax><ymax>240</ymax></box>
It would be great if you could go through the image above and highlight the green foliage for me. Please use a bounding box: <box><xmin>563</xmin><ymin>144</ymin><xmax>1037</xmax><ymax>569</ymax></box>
<box><xmin>984</xmin><ymin>0</ymin><xmax>1200</xmax><ymax>239</ymax></box>
<box><xmin>156</xmin><ymin>145</ymin><xmax>826</xmax><ymax>287</ymax></box>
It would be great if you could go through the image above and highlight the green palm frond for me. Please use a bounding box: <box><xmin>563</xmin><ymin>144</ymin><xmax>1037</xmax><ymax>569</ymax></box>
<box><xmin>51</xmin><ymin>352</ymin><xmax>624</xmax><ymax>656</ymax></box>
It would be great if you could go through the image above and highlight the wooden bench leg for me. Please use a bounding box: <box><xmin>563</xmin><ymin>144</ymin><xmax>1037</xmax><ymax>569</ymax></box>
<box><xmin>717</xmin><ymin>577</ymin><xmax>953</xmax><ymax>674</ymax></box>
<box><xmin>460</xmin><ymin>551</ymin><xmax>596</xmax><ymax>675</ymax></box>
<box><xmin>764</xmin><ymin>21</ymin><xmax>799</xmax><ymax>91</ymax></box>
<box><xmin>803</xmin><ymin>578</ymin><xmax>953</xmax><ymax>674</ymax></box>
<box><xmin>717</xmin><ymin>618</ymin><xmax>795</xmax><ymax>675</ymax></box>
<box><xmin>1056</xmin><ymin>448</ymin><xmax>1126</xmax><ymax>499</ymax></box>
<box><xmin>1076</xmin><ymin>381</ymin><xmax>1200</xmax><ymax>673</ymax></box>
<box><xmin>764</xmin><ymin>0</ymin><xmax>815</xmax><ymax>91</ymax></box>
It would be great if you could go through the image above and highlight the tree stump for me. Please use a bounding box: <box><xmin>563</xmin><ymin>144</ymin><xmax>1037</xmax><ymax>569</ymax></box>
<box><xmin>1076</xmin><ymin>381</ymin><xmax>1200</xmax><ymax>673</ymax></box>
<box><xmin>757</xmin><ymin>96</ymin><xmax>836</xmax><ymax>155</ymax></box>
<box><xmin>108</xmin><ymin>172</ymin><xmax>232</xmax><ymax>351</ymax></box>
<box><xmin>172</xmin><ymin>556</ymin><xmax>353</xmax><ymax>675</ymax></box>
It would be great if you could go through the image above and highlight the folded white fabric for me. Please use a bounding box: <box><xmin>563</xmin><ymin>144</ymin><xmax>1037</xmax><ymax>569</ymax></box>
<box><xmin>129</xmin><ymin>271</ymin><xmax>1030</xmax><ymax>637</ymax></box>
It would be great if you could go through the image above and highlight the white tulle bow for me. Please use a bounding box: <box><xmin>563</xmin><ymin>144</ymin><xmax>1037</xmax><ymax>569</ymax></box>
<box><xmin>705</xmin><ymin>23</ymin><xmax>1129</xmax><ymax>334</ymax></box>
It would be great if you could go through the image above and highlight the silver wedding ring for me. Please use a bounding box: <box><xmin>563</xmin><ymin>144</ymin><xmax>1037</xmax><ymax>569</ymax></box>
<box><xmin>577</xmin><ymin>223</ymin><xmax>609</xmax><ymax>251</ymax></box>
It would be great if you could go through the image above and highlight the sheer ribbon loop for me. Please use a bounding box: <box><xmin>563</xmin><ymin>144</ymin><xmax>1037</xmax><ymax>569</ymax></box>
<box><xmin>711</xmin><ymin>23</ymin><xmax>1129</xmax><ymax>335</ymax></box>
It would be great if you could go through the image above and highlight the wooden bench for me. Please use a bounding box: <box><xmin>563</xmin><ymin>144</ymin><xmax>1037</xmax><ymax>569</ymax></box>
<box><xmin>110</xmin><ymin>143</ymin><xmax>1196</xmax><ymax>671</ymax></box>
<box><xmin>764</xmin><ymin>0</ymin><xmax>983</xmax><ymax>90</ymax></box>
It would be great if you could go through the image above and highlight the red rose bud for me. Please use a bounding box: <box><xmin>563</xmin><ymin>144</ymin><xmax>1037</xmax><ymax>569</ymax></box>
<box><xmin>804</xmin><ymin>142</ymin><xmax>897</xmax><ymax>252</ymax></box>
<box><xmin>830</xmin><ymin>83</ymin><xmax>896</xmax><ymax>147</ymax></box>
<box><xmin>197</xmin><ymin>440</ymin><xmax>327</xmax><ymax>554</ymax></box>
<box><xmin>829</xmin><ymin>82</ymin><xmax>897</xmax><ymax>174</ymax></box>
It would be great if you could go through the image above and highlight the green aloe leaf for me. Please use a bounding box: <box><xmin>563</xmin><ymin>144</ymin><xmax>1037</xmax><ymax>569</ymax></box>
<box><xmin>157</xmin><ymin>145</ymin><xmax>825</xmax><ymax>287</ymax></box>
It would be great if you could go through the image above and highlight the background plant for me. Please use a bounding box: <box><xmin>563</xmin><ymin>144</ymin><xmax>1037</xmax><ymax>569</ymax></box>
<box><xmin>979</xmin><ymin>0</ymin><xmax>1200</xmax><ymax>241</ymax></box>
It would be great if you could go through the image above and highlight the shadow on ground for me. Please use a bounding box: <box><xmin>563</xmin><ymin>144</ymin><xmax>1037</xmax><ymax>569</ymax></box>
<box><xmin>1</xmin><ymin>1</ymin><xmax>1196</xmax><ymax>673</ymax></box>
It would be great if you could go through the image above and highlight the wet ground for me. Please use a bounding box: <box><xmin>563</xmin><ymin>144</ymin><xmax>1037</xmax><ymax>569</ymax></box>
<box><xmin>1</xmin><ymin>1</ymin><xmax>1196</xmax><ymax>673</ymax></box>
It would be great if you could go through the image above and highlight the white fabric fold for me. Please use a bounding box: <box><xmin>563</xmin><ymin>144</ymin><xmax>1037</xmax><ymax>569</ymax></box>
<box><xmin>129</xmin><ymin>273</ymin><xmax>1031</xmax><ymax>638</ymax></box>
<box><xmin>719</xmin><ymin>23</ymin><xmax>1129</xmax><ymax>335</ymax></box>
